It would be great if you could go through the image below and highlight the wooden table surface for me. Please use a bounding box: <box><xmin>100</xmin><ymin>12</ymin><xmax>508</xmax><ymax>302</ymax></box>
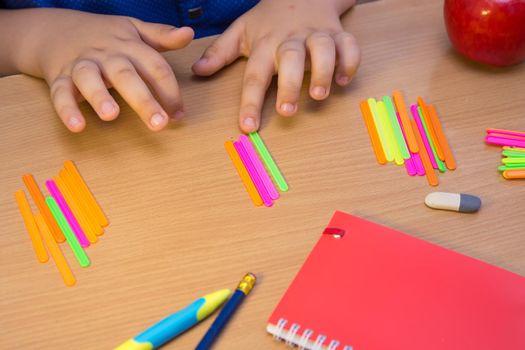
<box><xmin>1</xmin><ymin>1</ymin><xmax>524</xmax><ymax>349</ymax></box>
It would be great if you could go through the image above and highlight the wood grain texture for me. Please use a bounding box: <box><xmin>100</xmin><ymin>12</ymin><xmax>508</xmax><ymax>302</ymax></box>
<box><xmin>1</xmin><ymin>0</ymin><xmax>524</xmax><ymax>349</ymax></box>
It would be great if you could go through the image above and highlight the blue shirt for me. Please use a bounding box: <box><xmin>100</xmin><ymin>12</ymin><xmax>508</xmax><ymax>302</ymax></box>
<box><xmin>0</xmin><ymin>0</ymin><xmax>259</xmax><ymax>38</ymax></box>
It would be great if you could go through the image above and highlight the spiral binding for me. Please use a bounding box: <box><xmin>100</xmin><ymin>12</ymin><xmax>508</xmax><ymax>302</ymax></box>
<box><xmin>271</xmin><ymin>318</ymin><xmax>353</xmax><ymax>350</ymax></box>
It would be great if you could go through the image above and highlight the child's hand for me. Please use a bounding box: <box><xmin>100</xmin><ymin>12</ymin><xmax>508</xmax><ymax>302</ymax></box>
<box><xmin>0</xmin><ymin>9</ymin><xmax>193</xmax><ymax>132</ymax></box>
<box><xmin>192</xmin><ymin>0</ymin><xmax>360</xmax><ymax>132</ymax></box>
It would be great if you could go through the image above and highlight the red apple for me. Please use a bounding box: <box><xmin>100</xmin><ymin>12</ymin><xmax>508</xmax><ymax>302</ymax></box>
<box><xmin>444</xmin><ymin>0</ymin><xmax>525</xmax><ymax>66</ymax></box>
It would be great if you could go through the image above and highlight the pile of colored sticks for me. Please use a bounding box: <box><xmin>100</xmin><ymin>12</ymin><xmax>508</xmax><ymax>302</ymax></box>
<box><xmin>359</xmin><ymin>91</ymin><xmax>456</xmax><ymax>186</ymax></box>
<box><xmin>486</xmin><ymin>128</ymin><xmax>525</xmax><ymax>180</ymax></box>
<box><xmin>225</xmin><ymin>132</ymin><xmax>288</xmax><ymax>207</ymax></box>
<box><xmin>14</xmin><ymin>160</ymin><xmax>108</xmax><ymax>286</ymax></box>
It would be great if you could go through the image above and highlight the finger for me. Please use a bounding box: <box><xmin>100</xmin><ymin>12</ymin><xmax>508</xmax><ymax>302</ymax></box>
<box><xmin>71</xmin><ymin>59</ymin><xmax>120</xmax><ymax>121</ymax></box>
<box><xmin>127</xmin><ymin>46</ymin><xmax>183</xmax><ymax>120</ymax></box>
<box><xmin>192</xmin><ymin>21</ymin><xmax>242</xmax><ymax>76</ymax></box>
<box><xmin>130</xmin><ymin>19</ymin><xmax>194</xmax><ymax>52</ymax></box>
<box><xmin>239</xmin><ymin>47</ymin><xmax>275</xmax><ymax>133</ymax></box>
<box><xmin>333</xmin><ymin>31</ymin><xmax>360</xmax><ymax>86</ymax></box>
<box><xmin>50</xmin><ymin>75</ymin><xmax>86</xmax><ymax>132</ymax></box>
<box><xmin>102</xmin><ymin>56</ymin><xmax>169</xmax><ymax>131</ymax></box>
<box><xmin>306</xmin><ymin>32</ymin><xmax>336</xmax><ymax>100</ymax></box>
<box><xmin>275</xmin><ymin>39</ymin><xmax>305</xmax><ymax>116</ymax></box>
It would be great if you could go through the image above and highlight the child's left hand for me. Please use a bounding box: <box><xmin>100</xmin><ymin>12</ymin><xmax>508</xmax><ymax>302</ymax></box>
<box><xmin>192</xmin><ymin>0</ymin><xmax>360</xmax><ymax>132</ymax></box>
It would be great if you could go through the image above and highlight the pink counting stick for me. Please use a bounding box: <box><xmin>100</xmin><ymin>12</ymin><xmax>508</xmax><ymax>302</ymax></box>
<box><xmin>396</xmin><ymin>112</ymin><xmax>417</xmax><ymax>176</ymax></box>
<box><xmin>234</xmin><ymin>141</ymin><xmax>273</xmax><ymax>207</ymax></box>
<box><xmin>485</xmin><ymin>136</ymin><xmax>525</xmax><ymax>148</ymax></box>
<box><xmin>404</xmin><ymin>157</ymin><xmax>417</xmax><ymax>176</ymax></box>
<box><xmin>486</xmin><ymin>128</ymin><xmax>525</xmax><ymax>138</ymax></box>
<box><xmin>412</xmin><ymin>153</ymin><xmax>426</xmax><ymax>176</ymax></box>
<box><xmin>411</xmin><ymin>105</ymin><xmax>438</xmax><ymax>169</ymax></box>
<box><xmin>46</xmin><ymin>180</ymin><xmax>90</xmax><ymax>247</ymax></box>
<box><xmin>239</xmin><ymin>135</ymin><xmax>279</xmax><ymax>200</ymax></box>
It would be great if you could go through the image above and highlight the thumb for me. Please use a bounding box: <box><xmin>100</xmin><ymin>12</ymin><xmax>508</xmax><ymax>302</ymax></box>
<box><xmin>192</xmin><ymin>22</ymin><xmax>243</xmax><ymax>76</ymax></box>
<box><xmin>131</xmin><ymin>19</ymin><xmax>194</xmax><ymax>51</ymax></box>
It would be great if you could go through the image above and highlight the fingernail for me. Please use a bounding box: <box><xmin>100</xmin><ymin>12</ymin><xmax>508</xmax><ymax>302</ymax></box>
<box><xmin>68</xmin><ymin>116</ymin><xmax>82</xmax><ymax>128</ymax></box>
<box><xmin>150</xmin><ymin>113</ymin><xmax>166</xmax><ymax>127</ymax></box>
<box><xmin>337</xmin><ymin>76</ymin><xmax>351</xmax><ymax>85</ymax></box>
<box><xmin>312</xmin><ymin>86</ymin><xmax>327</xmax><ymax>98</ymax></box>
<box><xmin>281</xmin><ymin>103</ymin><xmax>296</xmax><ymax>113</ymax></box>
<box><xmin>243</xmin><ymin>117</ymin><xmax>256</xmax><ymax>129</ymax></box>
<box><xmin>173</xmin><ymin>110</ymin><xmax>184</xmax><ymax>120</ymax></box>
<box><xmin>197</xmin><ymin>57</ymin><xmax>208</xmax><ymax>65</ymax></box>
<box><xmin>101</xmin><ymin>101</ymin><xmax>116</xmax><ymax>115</ymax></box>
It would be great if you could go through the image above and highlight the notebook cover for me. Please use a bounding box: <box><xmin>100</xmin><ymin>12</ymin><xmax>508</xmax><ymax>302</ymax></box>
<box><xmin>267</xmin><ymin>211</ymin><xmax>525</xmax><ymax>350</ymax></box>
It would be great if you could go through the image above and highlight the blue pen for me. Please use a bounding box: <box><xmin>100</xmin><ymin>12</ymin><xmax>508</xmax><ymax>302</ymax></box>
<box><xmin>114</xmin><ymin>289</ymin><xmax>231</xmax><ymax>350</ymax></box>
<box><xmin>196</xmin><ymin>273</ymin><xmax>256</xmax><ymax>350</ymax></box>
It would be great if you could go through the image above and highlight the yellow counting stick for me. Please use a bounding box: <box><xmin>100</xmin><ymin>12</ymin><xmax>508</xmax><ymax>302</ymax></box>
<box><xmin>60</xmin><ymin>169</ymin><xmax>104</xmax><ymax>236</ymax></box>
<box><xmin>64</xmin><ymin>160</ymin><xmax>109</xmax><ymax>227</ymax></box>
<box><xmin>377</xmin><ymin>100</ymin><xmax>403</xmax><ymax>165</ymax></box>
<box><xmin>34</xmin><ymin>213</ymin><xmax>76</xmax><ymax>286</ymax></box>
<box><xmin>368</xmin><ymin>98</ymin><xmax>393</xmax><ymax>162</ymax></box>
<box><xmin>15</xmin><ymin>190</ymin><xmax>48</xmax><ymax>263</ymax></box>
<box><xmin>54</xmin><ymin>176</ymin><xmax>98</xmax><ymax>244</ymax></box>
<box><xmin>225</xmin><ymin>141</ymin><xmax>263</xmax><ymax>206</ymax></box>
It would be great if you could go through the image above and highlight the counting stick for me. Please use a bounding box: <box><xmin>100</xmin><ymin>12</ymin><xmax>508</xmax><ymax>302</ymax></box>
<box><xmin>411</xmin><ymin>119</ymin><xmax>438</xmax><ymax>186</ymax></box>
<box><xmin>15</xmin><ymin>190</ymin><xmax>48</xmax><ymax>263</ymax></box>
<box><xmin>418</xmin><ymin>97</ymin><xmax>444</xmax><ymax>161</ymax></box>
<box><xmin>419</xmin><ymin>107</ymin><xmax>446</xmax><ymax>173</ymax></box>
<box><xmin>359</xmin><ymin>100</ymin><xmax>386</xmax><ymax>165</ymax></box>
<box><xmin>234</xmin><ymin>140</ymin><xmax>273</xmax><ymax>207</ymax></box>
<box><xmin>60</xmin><ymin>169</ymin><xmax>103</xmax><ymax>236</ymax></box>
<box><xmin>240</xmin><ymin>135</ymin><xmax>279</xmax><ymax>200</ymax></box>
<box><xmin>503</xmin><ymin>169</ymin><xmax>525</xmax><ymax>179</ymax></box>
<box><xmin>34</xmin><ymin>213</ymin><xmax>76</xmax><ymax>287</ymax></box>
<box><xmin>64</xmin><ymin>160</ymin><xmax>108</xmax><ymax>227</ymax></box>
<box><xmin>248</xmin><ymin>132</ymin><xmax>288</xmax><ymax>192</ymax></box>
<box><xmin>22</xmin><ymin>174</ymin><xmax>65</xmax><ymax>243</ymax></box>
<box><xmin>392</xmin><ymin>90</ymin><xmax>419</xmax><ymax>153</ymax></box>
<box><xmin>46</xmin><ymin>196</ymin><xmax>90</xmax><ymax>268</ymax></box>
<box><xmin>428</xmin><ymin>105</ymin><xmax>456</xmax><ymax>170</ymax></box>
<box><xmin>46</xmin><ymin>180</ymin><xmax>90</xmax><ymax>248</ymax></box>
<box><xmin>384</xmin><ymin>95</ymin><xmax>410</xmax><ymax>160</ymax></box>
<box><xmin>412</xmin><ymin>106</ymin><xmax>438</xmax><ymax>169</ymax></box>
<box><xmin>54</xmin><ymin>176</ymin><xmax>98</xmax><ymax>243</ymax></box>
<box><xmin>225</xmin><ymin>141</ymin><xmax>263</xmax><ymax>206</ymax></box>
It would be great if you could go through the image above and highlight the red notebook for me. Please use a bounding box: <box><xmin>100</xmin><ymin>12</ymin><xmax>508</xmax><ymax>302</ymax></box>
<box><xmin>267</xmin><ymin>211</ymin><xmax>525</xmax><ymax>350</ymax></box>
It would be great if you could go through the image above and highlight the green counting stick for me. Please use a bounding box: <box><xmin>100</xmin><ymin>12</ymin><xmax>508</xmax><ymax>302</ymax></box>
<box><xmin>249</xmin><ymin>132</ymin><xmax>288</xmax><ymax>192</ymax></box>
<box><xmin>502</xmin><ymin>150</ymin><xmax>525</xmax><ymax>158</ymax></box>
<box><xmin>383</xmin><ymin>96</ymin><xmax>410</xmax><ymax>160</ymax></box>
<box><xmin>498</xmin><ymin>164</ymin><xmax>525</xmax><ymax>171</ymax></box>
<box><xmin>46</xmin><ymin>196</ymin><xmax>90</xmax><ymax>267</ymax></box>
<box><xmin>418</xmin><ymin>106</ymin><xmax>446</xmax><ymax>173</ymax></box>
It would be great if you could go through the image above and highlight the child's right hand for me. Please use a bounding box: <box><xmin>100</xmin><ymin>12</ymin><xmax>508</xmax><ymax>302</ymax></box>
<box><xmin>0</xmin><ymin>9</ymin><xmax>194</xmax><ymax>132</ymax></box>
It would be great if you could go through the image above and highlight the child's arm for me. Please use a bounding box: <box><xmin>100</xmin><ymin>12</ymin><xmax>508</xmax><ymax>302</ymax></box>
<box><xmin>192</xmin><ymin>0</ymin><xmax>360</xmax><ymax>132</ymax></box>
<box><xmin>0</xmin><ymin>8</ymin><xmax>194</xmax><ymax>132</ymax></box>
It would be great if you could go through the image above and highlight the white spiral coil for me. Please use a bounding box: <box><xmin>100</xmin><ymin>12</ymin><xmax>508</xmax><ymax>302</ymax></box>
<box><xmin>270</xmin><ymin>318</ymin><xmax>353</xmax><ymax>350</ymax></box>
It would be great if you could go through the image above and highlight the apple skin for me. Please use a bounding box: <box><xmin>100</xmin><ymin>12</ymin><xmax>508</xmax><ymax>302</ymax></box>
<box><xmin>444</xmin><ymin>0</ymin><xmax>525</xmax><ymax>67</ymax></box>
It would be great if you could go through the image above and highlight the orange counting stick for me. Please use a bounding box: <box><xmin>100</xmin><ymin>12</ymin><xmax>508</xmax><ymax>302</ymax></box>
<box><xmin>225</xmin><ymin>140</ymin><xmax>263</xmax><ymax>206</ymax></box>
<box><xmin>411</xmin><ymin>119</ymin><xmax>439</xmax><ymax>186</ymax></box>
<box><xmin>22</xmin><ymin>174</ymin><xmax>65</xmax><ymax>243</ymax></box>
<box><xmin>503</xmin><ymin>169</ymin><xmax>525</xmax><ymax>179</ymax></box>
<box><xmin>428</xmin><ymin>105</ymin><xmax>456</xmax><ymax>170</ymax></box>
<box><xmin>34</xmin><ymin>213</ymin><xmax>76</xmax><ymax>286</ymax></box>
<box><xmin>418</xmin><ymin>97</ymin><xmax>444</xmax><ymax>161</ymax></box>
<box><xmin>359</xmin><ymin>100</ymin><xmax>387</xmax><ymax>165</ymax></box>
<box><xmin>64</xmin><ymin>160</ymin><xmax>109</xmax><ymax>227</ymax></box>
<box><xmin>59</xmin><ymin>169</ymin><xmax>104</xmax><ymax>236</ymax></box>
<box><xmin>54</xmin><ymin>176</ymin><xmax>98</xmax><ymax>244</ymax></box>
<box><xmin>393</xmin><ymin>90</ymin><xmax>419</xmax><ymax>153</ymax></box>
<box><xmin>15</xmin><ymin>190</ymin><xmax>49</xmax><ymax>263</ymax></box>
